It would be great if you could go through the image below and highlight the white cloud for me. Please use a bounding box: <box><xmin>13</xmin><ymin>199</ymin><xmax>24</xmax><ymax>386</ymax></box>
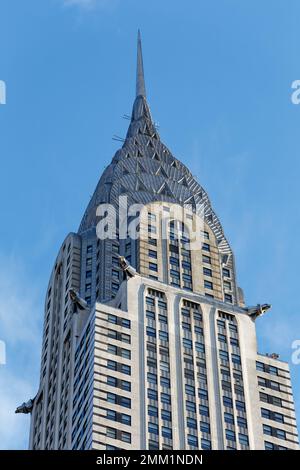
<box><xmin>0</xmin><ymin>253</ymin><xmax>43</xmax><ymax>449</ymax></box>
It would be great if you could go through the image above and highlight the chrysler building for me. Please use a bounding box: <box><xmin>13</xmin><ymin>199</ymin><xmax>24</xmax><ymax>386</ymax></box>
<box><xmin>23</xmin><ymin>32</ymin><xmax>299</xmax><ymax>451</ymax></box>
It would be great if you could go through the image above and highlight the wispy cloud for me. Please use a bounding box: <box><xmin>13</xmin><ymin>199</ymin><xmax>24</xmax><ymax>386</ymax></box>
<box><xmin>0</xmin><ymin>253</ymin><xmax>43</xmax><ymax>449</ymax></box>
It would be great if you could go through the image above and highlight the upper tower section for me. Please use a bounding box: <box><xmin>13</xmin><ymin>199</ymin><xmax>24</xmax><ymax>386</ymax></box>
<box><xmin>78</xmin><ymin>32</ymin><xmax>243</xmax><ymax>306</ymax></box>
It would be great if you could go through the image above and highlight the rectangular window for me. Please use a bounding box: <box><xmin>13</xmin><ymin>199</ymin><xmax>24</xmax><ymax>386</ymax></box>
<box><xmin>183</xmin><ymin>338</ymin><xmax>193</xmax><ymax>349</ymax></box>
<box><xmin>149</xmin><ymin>262</ymin><xmax>158</xmax><ymax>272</ymax></box>
<box><xmin>199</xmin><ymin>405</ymin><xmax>209</xmax><ymax>417</ymax></box>
<box><xmin>186</xmin><ymin>401</ymin><xmax>196</xmax><ymax>412</ymax></box>
<box><xmin>203</xmin><ymin>267</ymin><xmax>212</xmax><ymax>277</ymax></box>
<box><xmin>223</xmin><ymin>268</ymin><xmax>230</xmax><ymax>278</ymax></box>
<box><xmin>219</xmin><ymin>350</ymin><xmax>229</xmax><ymax>361</ymax></box>
<box><xmin>162</xmin><ymin>427</ymin><xmax>172</xmax><ymax>439</ymax></box>
<box><xmin>225</xmin><ymin>429</ymin><xmax>236</xmax><ymax>442</ymax></box>
<box><xmin>147</xmin><ymin>389</ymin><xmax>158</xmax><ymax>400</ymax></box>
<box><xmin>224</xmin><ymin>412</ymin><xmax>234</xmax><ymax>425</ymax></box>
<box><xmin>148</xmin><ymin>249</ymin><xmax>157</xmax><ymax>259</ymax></box>
<box><xmin>161</xmin><ymin>409</ymin><xmax>171</xmax><ymax>421</ymax></box>
<box><xmin>225</xmin><ymin>293</ymin><xmax>233</xmax><ymax>303</ymax></box>
<box><xmin>239</xmin><ymin>434</ymin><xmax>249</xmax><ymax>446</ymax></box>
<box><xmin>185</xmin><ymin>384</ymin><xmax>195</xmax><ymax>396</ymax></box>
<box><xmin>146</xmin><ymin>326</ymin><xmax>156</xmax><ymax>338</ymax></box>
<box><xmin>148</xmin><ymin>405</ymin><xmax>158</xmax><ymax>417</ymax></box>
<box><xmin>121</xmin><ymin>364</ymin><xmax>131</xmax><ymax>375</ymax></box>
<box><xmin>202</xmin><ymin>255</ymin><xmax>211</xmax><ymax>264</ymax></box>
<box><xmin>187</xmin><ymin>417</ymin><xmax>197</xmax><ymax>429</ymax></box>
<box><xmin>202</xmin><ymin>243</ymin><xmax>210</xmax><ymax>252</ymax></box>
<box><xmin>200</xmin><ymin>421</ymin><xmax>210</xmax><ymax>434</ymax></box>
<box><xmin>204</xmin><ymin>280</ymin><xmax>213</xmax><ymax>290</ymax></box>
<box><xmin>231</xmin><ymin>354</ymin><xmax>241</xmax><ymax>365</ymax></box>
<box><xmin>223</xmin><ymin>397</ymin><xmax>233</xmax><ymax>408</ymax></box>
<box><xmin>161</xmin><ymin>393</ymin><xmax>171</xmax><ymax>405</ymax></box>
<box><xmin>147</xmin><ymin>373</ymin><xmax>157</xmax><ymax>384</ymax></box>
<box><xmin>160</xmin><ymin>377</ymin><xmax>170</xmax><ymax>388</ymax></box>
<box><xmin>236</xmin><ymin>400</ymin><xmax>246</xmax><ymax>411</ymax></box>
<box><xmin>201</xmin><ymin>439</ymin><xmax>211</xmax><ymax>449</ymax></box>
<box><xmin>195</xmin><ymin>342</ymin><xmax>205</xmax><ymax>353</ymax></box>
<box><xmin>148</xmin><ymin>423</ymin><xmax>159</xmax><ymax>435</ymax></box>
<box><xmin>237</xmin><ymin>416</ymin><xmax>247</xmax><ymax>428</ymax></box>
<box><xmin>187</xmin><ymin>435</ymin><xmax>198</xmax><ymax>447</ymax></box>
<box><xmin>159</xmin><ymin>331</ymin><xmax>169</xmax><ymax>341</ymax></box>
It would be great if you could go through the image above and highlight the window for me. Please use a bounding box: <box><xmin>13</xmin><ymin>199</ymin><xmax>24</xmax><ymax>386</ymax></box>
<box><xmin>160</xmin><ymin>377</ymin><xmax>170</xmax><ymax>388</ymax></box>
<box><xmin>148</xmin><ymin>423</ymin><xmax>159</xmax><ymax>435</ymax></box>
<box><xmin>224</xmin><ymin>412</ymin><xmax>234</xmax><ymax>425</ymax></box>
<box><xmin>219</xmin><ymin>350</ymin><xmax>229</xmax><ymax>361</ymax></box>
<box><xmin>225</xmin><ymin>430</ymin><xmax>236</xmax><ymax>442</ymax></box>
<box><xmin>161</xmin><ymin>393</ymin><xmax>171</xmax><ymax>405</ymax></box>
<box><xmin>149</xmin><ymin>262</ymin><xmax>158</xmax><ymax>272</ymax></box>
<box><xmin>146</xmin><ymin>296</ymin><xmax>155</xmax><ymax>306</ymax></box>
<box><xmin>186</xmin><ymin>401</ymin><xmax>196</xmax><ymax>412</ymax></box>
<box><xmin>121</xmin><ymin>380</ymin><xmax>131</xmax><ymax>392</ymax></box>
<box><xmin>146</xmin><ymin>327</ymin><xmax>156</xmax><ymax>338</ymax></box>
<box><xmin>237</xmin><ymin>416</ymin><xmax>247</xmax><ymax>428</ymax></box>
<box><xmin>231</xmin><ymin>354</ymin><xmax>241</xmax><ymax>365</ymax></box>
<box><xmin>159</xmin><ymin>331</ymin><xmax>169</xmax><ymax>341</ymax></box>
<box><xmin>149</xmin><ymin>250</ymin><xmax>157</xmax><ymax>259</ymax></box>
<box><xmin>225</xmin><ymin>293</ymin><xmax>233</xmax><ymax>303</ymax></box>
<box><xmin>217</xmin><ymin>319</ymin><xmax>226</xmax><ymax>328</ymax></box>
<box><xmin>148</xmin><ymin>388</ymin><xmax>158</xmax><ymax>400</ymax></box>
<box><xmin>204</xmin><ymin>280</ymin><xmax>213</xmax><ymax>290</ymax></box>
<box><xmin>236</xmin><ymin>400</ymin><xmax>245</xmax><ymax>412</ymax></box>
<box><xmin>148</xmin><ymin>405</ymin><xmax>158</xmax><ymax>417</ymax></box>
<box><xmin>146</xmin><ymin>310</ymin><xmax>155</xmax><ymax>320</ymax></box>
<box><xmin>239</xmin><ymin>434</ymin><xmax>249</xmax><ymax>446</ymax></box>
<box><xmin>121</xmin><ymin>364</ymin><xmax>131</xmax><ymax>375</ymax></box>
<box><xmin>202</xmin><ymin>255</ymin><xmax>211</xmax><ymax>264</ymax></box>
<box><xmin>86</xmin><ymin>270</ymin><xmax>92</xmax><ymax>279</ymax></box>
<box><xmin>120</xmin><ymin>431</ymin><xmax>131</xmax><ymax>443</ymax></box>
<box><xmin>202</xmin><ymin>243</ymin><xmax>210</xmax><ymax>252</ymax></box>
<box><xmin>162</xmin><ymin>427</ymin><xmax>172</xmax><ymax>439</ymax></box>
<box><xmin>185</xmin><ymin>384</ymin><xmax>195</xmax><ymax>396</ymax></box>
<box><xmin>121</xmin><ymin>318</ymin><xmax>130</xmax><ymax>328</ymax></box>
<box><xmin>183</xmin><ymin>338</ymin><xmax>192</xmax><ymax>349</ymax></box>
<box><xmin>228</xmin><ymin>323</ymin><xmax>237</xmax><ymax>333</ymax></box>
<box><xmin>106</xmin><ymin>427</ymin><xmax>116</xmax><ymax>439</ymax></box>
<box><xmin>263</xmin><ymin>424</ymin><xmax>272</xmax><ymax>436</ymax></box>
<box><xmin>223</xmin><ymin>397</ymin><xmax>233</xmax><ymax>408</ymax></box>
<box><xmin>120</xmin><ymin>413</ymin><xmax>131</xmax><ymax>426</ymax></box>
<box><xmin>223</xmin><ymin>268</ymin><xmax>230</xmax><ymax>278</ymax></box>
<box><xmin>148</xmin><ymin>213</ymin><xmax>156</xmax><ymax>222</ymax></box>
<box><xmin>224</xmin><ymin>280</ymin><xmax>231</xmax><ymax>290</ymax></box>
<box><xmin>260</xmin><ymin>392</ymin><xmax>282</xmax><ymax>407</ymax></box>
<box><xmin>200</xmin><ymin>421</ymin><xmax>210</xmax><ymax>433</ymax></box>
<box><xmin>195</xmin><ymin>342</ymin><xmax>205</xmax><ymax>353</ymax></box>
<box><xmin>203</xmin><ymin>267</ymin><xmax>212</xmax><ymax>277</ymax></box>
<box><xmin>201</xmin><ymin>439</ymin><xmax>211</xmax><ymax>449</ymax></box>
<box><xmin>107</xmin><ymin>360</ymin><xmax>117</xmax><ymax>371</ymax></box>
<box><xmin>199</xmin><ymin>405</ymin><xmax>209</xmax><ymax>417</ymax></box>
<box><xmin>161</xmin><ymin>409</ymin><xmax>172</xmax><ymax>421</ymax></box>
<box><xmin>218</xmin><ymin>334</ymin><xmax>227</xmax><ymax>343</ymax></box>
<box><xmin>86</xmin><ymin>245</ymin><xmax>93</xmax><ymax>254</ymax></box>
<box><xmin>107</xmin><ymin>376</ymin><xmax>117</xmax><ymax>387</ymax></box>
<box><xmin>187</xmin><ymin>435</ymin><xmax>198</xmax><ymax>447</ymax></box>
<box><xmin>194</xmin><ymin>326</ymin><xmax>203</xmax><ymax>335</ymax></box>
<box><xmin>202</xmin><ymin>231</ymin><xmax>209</xmax><ymax>240</ymax></box>
<box><xmin>187</xmin><ymin>418</ymin><xmax>197</xmax><ymax>429</ymax></box>
<box><xmin>198</xmin><ymin>389</ymin><xmax>208</xmax><ymax>400</ymax></box>
<box><xmin>147</xmin><ymin>373</ymin><xmax>157</xmax><ymax>384</ymax></box>
<box><xmin>230</xmin><ymin>337</ymin><xmax>239</xmax><ymax>347</ymax></box>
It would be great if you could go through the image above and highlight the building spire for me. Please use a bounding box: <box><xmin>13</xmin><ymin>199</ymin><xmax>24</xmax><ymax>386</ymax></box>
<box><xmin>136</xmin><ymin>30</ymin><xmax>146</xmax><ymax>98</ymax></box>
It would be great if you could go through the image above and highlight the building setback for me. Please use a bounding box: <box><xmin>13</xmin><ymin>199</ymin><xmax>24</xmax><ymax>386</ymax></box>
<box><xmin>26</xmin><ymin>32</ymin><xmax>299</xmax><ymax>450</ymax></box>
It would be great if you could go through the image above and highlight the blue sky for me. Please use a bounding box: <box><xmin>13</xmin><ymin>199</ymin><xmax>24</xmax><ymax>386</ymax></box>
<box><xmin>0</xmin><ymin>0</ymin><xmax>299</xmax><ymax>449</ymax></box>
